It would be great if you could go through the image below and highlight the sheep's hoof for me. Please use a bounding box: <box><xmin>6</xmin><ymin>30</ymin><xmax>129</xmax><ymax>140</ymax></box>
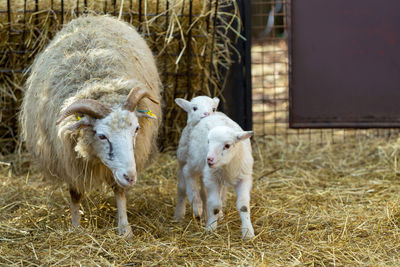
<box><xmin>173</xmin><ymin>210</ymin><xmax>185</xmax><ymax>222</ymax></box>
<box><xmin>172</xmin><ymin>215</ymin><xmax>184</xmax><ymax>223</ymax></box>
<box><xmin>119</xmin><ymin>225</ymin><xmax>133</xmax><ymax>239</ymax></box>
<box><xmin>241</xmin><ymin>228</ymin><xmax>255</xmax><ymax>240</ymax></box>
<box><xmin>69</xmin><ymin>224</ymin><xmax>82</xmax><ymax>232</ymax></box>
<box><xmin>205</xmin><ymin>221</ymin><xmax>217</xmax><ymax>232</ymax></box>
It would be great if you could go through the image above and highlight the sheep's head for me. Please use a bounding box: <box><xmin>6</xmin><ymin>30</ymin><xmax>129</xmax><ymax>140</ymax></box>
<box><xmin>206</xmin><ymin>126</ymin><xmax>253</xmax><ymax>168</ymax></box>
<box><xmin>175</xmin><ymin>96</ymin><xmax>219</xmax><ymax>124</ymax></box>
<box><xmin>56</xmin><ymin>88</ymin><xmax>159</xmax><ymax>188</ymax></box>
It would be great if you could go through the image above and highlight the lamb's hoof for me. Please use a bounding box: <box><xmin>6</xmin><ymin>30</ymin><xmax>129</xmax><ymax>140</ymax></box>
<box><xmin>119</xmin><ymin>225</ymin><xmax>133</xmax><ymax>239</ymax></box>
<box><xmin>69</xmin><ymin>224</ymin><xmax>82</xmax><ymax>232</ymax></box>
<box><xmin>205</xmin><ymin>221</ymin><xmax>217</xmax><ymax>232</ymax></box>
<box><xmin>241</xmin><ymin>228</ymin><xmax>255</xmax><ymax>240</ymax></box>
<box><xmin>173</xmin><ymin>215</ymin><xmax>184</xmax><ymax>222</ymax></box>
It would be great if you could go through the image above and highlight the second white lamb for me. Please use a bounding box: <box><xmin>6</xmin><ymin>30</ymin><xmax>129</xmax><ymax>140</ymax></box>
<box><xmin>174</xmin><ymin>111</ymin><xmax>255</xmax><ymax>239</ymax></box>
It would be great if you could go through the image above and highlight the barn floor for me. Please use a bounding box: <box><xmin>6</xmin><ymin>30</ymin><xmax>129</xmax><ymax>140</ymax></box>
<box><xmin>1</xmin><ymin>136</ymin><xmax>400</xmax><ymax>265</ymax></box>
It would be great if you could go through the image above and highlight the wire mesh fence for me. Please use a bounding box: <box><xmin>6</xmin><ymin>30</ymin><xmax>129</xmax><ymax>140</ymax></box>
<box><xmin>251</xmin><ymin>0</ymin><xmax>400</xmax><ymax>143</ymax></box>
<box><xmin>0</xmin><ymin>0</ymin><xmax>241</xmax><ymax>154</ymax></box>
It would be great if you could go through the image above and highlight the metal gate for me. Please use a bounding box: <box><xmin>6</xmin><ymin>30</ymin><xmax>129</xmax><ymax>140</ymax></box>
<box><xmin>250</xmin><ymin>0</ymin><xmax>399</xmax><ymax>141</ymax></box>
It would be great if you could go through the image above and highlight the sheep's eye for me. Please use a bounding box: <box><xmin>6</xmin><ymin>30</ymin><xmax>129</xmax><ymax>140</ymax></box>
<box><xmin>98</xmin><ymin>134</ymin><xmax>107</xmax><ymax>140</ymax></box>
<box><xmin>224</xmin><ymin>144</ymin><xmax>231</xmax><ymax>149</ymax></box>
<box><xmin>212</xmin><ymin>108</ymin><xmax>216</xmax><ymax>112</ymax></box>
<box><xmin>135</xmin><ymin>126</ymin><xmax>140</xmax><ymax>133</ymax></box>
<box><xmin>193</xmin><ymin>107</ymin><xmax>198</xmax><ymax>111</ymax></box>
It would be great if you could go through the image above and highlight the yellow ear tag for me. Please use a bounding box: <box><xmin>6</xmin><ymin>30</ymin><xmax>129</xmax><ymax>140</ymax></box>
<box><xmin>146</xmin><ymin>109</ymin><xmax>157</xmax><ymax>118</ymax></box>
<box><xmin>76</xmin><ymin>115</ymin><xmax>84</xmax><ymax>131</ymax></box>
<box><xmin>136</xmin><ymin>108</ymin><xmax>157</xmax><ymax>125</ymax></box>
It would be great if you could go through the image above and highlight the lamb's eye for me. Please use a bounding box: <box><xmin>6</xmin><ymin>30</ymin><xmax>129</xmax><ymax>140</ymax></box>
<box><xmin>135</xmin><ymin>126</ymin><xmax>140</xmax><ymax>133</ymax></box>
<box><xmin>224</xmin><ymin>144</ymin><xmax>231</xmax><ymax>149</ymax></box>
<box><xmin>212</xmin><ymin>108</ymin><xmax>216</xmax><ymax>112</ymax></box>
<box><xmin>98</xmin><ymin>134</ymin><xmax>107</xmax><ymax>140</ymax></box>
<box><xmin>193</xmin><ymin>107</ymin><xmax>198</xmax><ymax>111</ymax></box>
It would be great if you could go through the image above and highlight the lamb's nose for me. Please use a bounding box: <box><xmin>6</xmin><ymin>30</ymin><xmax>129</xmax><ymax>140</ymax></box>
<box><xmin>123</xmin><ymin>172</ymin><xmax>136</xmax><ymax>184</ymax></box>
<box><xmin>207</xmin><ymin>156</ymin><xmax>214</xmax><ymax>163</ymax></box>
<box><xmin>204</xmin><ymin>112</ymin><xmax>210</xmax><ymax>116</ymax></box>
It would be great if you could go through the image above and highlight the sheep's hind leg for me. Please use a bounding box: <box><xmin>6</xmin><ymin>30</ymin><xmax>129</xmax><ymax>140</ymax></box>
<box><xmin>203</xmin><ymin>170</ymin><xmax>222</xmax><ymax>232</ymax></box>
<box><xmin>113</xmin><ymin>186</ymin><xmax>133</xmax><ymax>238</ymax></box>
<box><xmin>69</xmin><ymin>187</ymin><xmax>82</xmax><ymax>227</ymax></box>
<box><xmin>183</xmin><ymin>165</ymin><xmax>203</xmax><ymax>219</ymax></box>
<box><xmin>173</xmin><ymin>167</ymin><xmax>187</xmax><ymax>221</ymax></box>
<box><xmin>235</xmin><ymin>178</ymin><xmax>255</xmax><ymax>240</ymax></box>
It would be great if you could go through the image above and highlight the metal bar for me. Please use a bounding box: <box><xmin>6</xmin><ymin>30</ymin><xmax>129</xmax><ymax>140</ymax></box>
<box><xmin>139</xmin><ymin>0</ymin><xmax>142</xmax><ymax>23</ymax></box>
<box><xmin>222</xmin><ymin>0</ymin><xmax>253</xmax><ymax>131</ymax></box>
<box><xmin>200</xmin><ymin>0</ymin><xmax>212</xmax><ymax>96</ymax></box>
<box><xmin>208</xmin><ymin>0</ymin><xmax>219</xmax><ymax>97</ymax></box>
<box><xmin>186</xmin><ymin>0</ymin><xmax>193</xmax><ymax>96</ymax></box>
<box><xmin>76</xmin><ymin>0</ymin><xmax>80</xmax><ymax>16</ymax></box>
<box><xmin>61</xmin><ymin>0</ymin><xmax>64</xmax><ymax>25</ymax></box>
<box><xmin>163</xmin><ymin>0</ymin><xmax>169</xmax><ymax>97</ymax></box>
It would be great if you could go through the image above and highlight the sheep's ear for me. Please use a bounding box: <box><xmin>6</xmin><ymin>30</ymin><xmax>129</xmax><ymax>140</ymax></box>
<box><xmin>67</xmin><ymin>116</ymin><xmax>92</xmax><ymax>131</ymax></box>
<box><xmin>236</xmin><ymin>131</ymin><xmax>254</xmax><ymax>141</ymax></box>
<box><xmin>212</xmin><ymin>97</ymin><xmax>220</xmax><ymax>109</ymax></box>
<box><xmin>175</xmin><ymin>98</ymin><xmax>191</xmax><ymax>112</ymax></box>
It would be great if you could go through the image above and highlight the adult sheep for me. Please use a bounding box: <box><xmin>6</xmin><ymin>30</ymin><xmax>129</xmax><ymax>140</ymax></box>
<box><xmin>19</xmin><ymin>15</ymin><xmax>162</xmax><ymax>238</ymax></box>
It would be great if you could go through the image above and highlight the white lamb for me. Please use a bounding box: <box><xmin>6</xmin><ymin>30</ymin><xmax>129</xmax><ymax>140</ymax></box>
<box><xmin>174</xmin><ymin>112</ymin><xmax>255</xmax><ymax>239</ymax></box>
<box><xmin>174</xmin><ymin>96</ymin><xmax>220</xmax><ymax>219</ymax></box>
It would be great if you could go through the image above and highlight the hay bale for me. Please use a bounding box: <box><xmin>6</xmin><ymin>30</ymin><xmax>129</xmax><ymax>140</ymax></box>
<box><xmin>0</xmin><ymin>0</ymin><xmax>242</xmax><ymax>153</ymax></box>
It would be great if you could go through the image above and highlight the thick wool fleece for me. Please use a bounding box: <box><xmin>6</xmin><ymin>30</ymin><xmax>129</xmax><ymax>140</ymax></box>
<box><xmin>20</xmin><ymin>15</ymin><xmax>162</xmax><ymax>193</ymax></box>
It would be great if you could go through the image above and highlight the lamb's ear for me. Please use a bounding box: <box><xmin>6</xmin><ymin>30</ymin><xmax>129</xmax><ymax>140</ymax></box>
<box><xmin>236</xmin><ymin>131</ymin><xmax>254</xmax><ymax>141</ymax></box>
<box><xmin>212</xmin><ymin>97</ymin><xmax>220</xmax><ymax>108</ymax></box>
<box><xmin>175</xmin><ymin>98</ymin><xmax>191</xmax><ymax>112</ymax></box>
<box><xmin>67</xmin><ymin>116</ymin><xmax>93</xmax><ymax>131</ymax></box>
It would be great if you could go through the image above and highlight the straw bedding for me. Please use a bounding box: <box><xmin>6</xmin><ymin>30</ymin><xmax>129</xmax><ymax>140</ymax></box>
<box><xmin>2</xmin><ymin>136</ymin><xmax>400</xmax><ymax>265</ymax></box>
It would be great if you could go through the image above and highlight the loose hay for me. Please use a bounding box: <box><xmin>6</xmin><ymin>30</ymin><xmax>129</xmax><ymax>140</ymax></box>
<box><xmin>0</xmin><ymin>0</ymin><xmax>242</xmax><ymax>153</ymax></box>
<box><xmin>2</xmin><ymin>136</ymin><xmax>400</xmax><ymax>265</ymax></box>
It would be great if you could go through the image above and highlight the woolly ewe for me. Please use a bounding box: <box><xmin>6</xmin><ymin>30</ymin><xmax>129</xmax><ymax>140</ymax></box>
<box><xmin>174</xmin><ymin>112</ymin><xmax>255</xmax><ymax>239</ymax></box>
<box><xmin>19</xmin><ymin>15</ymin><xmax>162</xmax><ymax>238</ymax></box>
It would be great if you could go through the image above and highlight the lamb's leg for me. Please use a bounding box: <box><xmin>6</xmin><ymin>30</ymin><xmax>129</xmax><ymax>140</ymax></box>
<box><xmin>183</xmin><ymin>165</ymin><xmax>203</xmax><ymax>219</ymax></box>
<box><xmin>174</xmin><ymin>166</ymin><xmax>187</xmax><ymax>221</ymax></box>
<box><xmin>235</xmin><ymin>177</ymin><xmax>255</xmax><ymax>239</ymax></box>
<box><xmin>200</xmin><ymin>180</ymin><xmax>208</xmax><ymax>220</ymax></box>
<box><xmin>69</xmin><ymin>187</ymin><xmax>82</xmax><ymax>227</ymax></box>
<box><xmin>203</xmin><ymin>169</ymin><xmax>222</xmax><ymax>232</ymax></box>
<box><xmin>113</xmin><ymin>186</ymin><xmax>133</xmax><ymax>238</ymax></box>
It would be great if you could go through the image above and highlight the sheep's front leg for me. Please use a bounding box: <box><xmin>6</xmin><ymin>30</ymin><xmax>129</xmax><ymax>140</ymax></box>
<box><xmin>174</xmin><ymin>166</ymin><xmax>187</xmax><ymax>221</ymax></box>
<box><xmin>235</xmin><ymin>177</ymin><xmax>255</xmax><ymax>239</ymax></box>
<box><xmin>203</xmin><ymin>169</ymin><xmax>222</xmax><ymax>232</ymax></box>
<box><xmin>69</xmin><ymin>187</ymin><xmax>82</xmax><ymax>227</ymax></box>
<box><xmin>183</xmin><ymin>165</ymin><xmax>203</xmax><ymax>219</ymax></box>
<box><xmin>113</xmin><ymin>186</ymin><xmax>133</xmax><ymax>238</ymax></box>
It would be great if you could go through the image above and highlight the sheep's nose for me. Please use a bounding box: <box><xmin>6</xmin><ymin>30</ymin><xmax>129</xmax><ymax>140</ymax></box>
<box><xmin>123</xmin><ymin>171</ymin><xmax>137</xmax><ymax>185</ymax></box>
<box><xmin>204</xmin><ymin>112</ymin><xmax>210</xmax><ymax>116</ymax></box>
<box><xmin>207</xmin><ymin>156</ymin><xmax>214</xmax><ymax>163</ymax></box>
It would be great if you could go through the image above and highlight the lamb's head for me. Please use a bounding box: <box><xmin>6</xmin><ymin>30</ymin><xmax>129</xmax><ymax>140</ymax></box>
<box><xmin>206</xmin><ymin>126</ymin><xmax>253</xmax><ymax>168</ymax></box>
<box><xmin>56</xmin><ymin>88</ymin><xmax>158</xmax><ymax>188</ymax></box>
<box><xmin>175</xmin><ymin>96</ymin><xmax>219</xmax><ymax>124</ymax></box>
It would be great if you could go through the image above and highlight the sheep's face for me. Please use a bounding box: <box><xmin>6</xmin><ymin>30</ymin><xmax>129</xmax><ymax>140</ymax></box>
<box><xmin>206</xmin><ymin>126</ymin><xmax>253</xmax><ymax>168</ymax></box>
<box><xmin>175</xmin><ymin>96</ymin><xmax>219</xmax><ymax>124</ymax></box>
<box><xmin>90</xmin><ymin>109</ymin><xmax>152</xmax><ymax>188</ymax></box>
